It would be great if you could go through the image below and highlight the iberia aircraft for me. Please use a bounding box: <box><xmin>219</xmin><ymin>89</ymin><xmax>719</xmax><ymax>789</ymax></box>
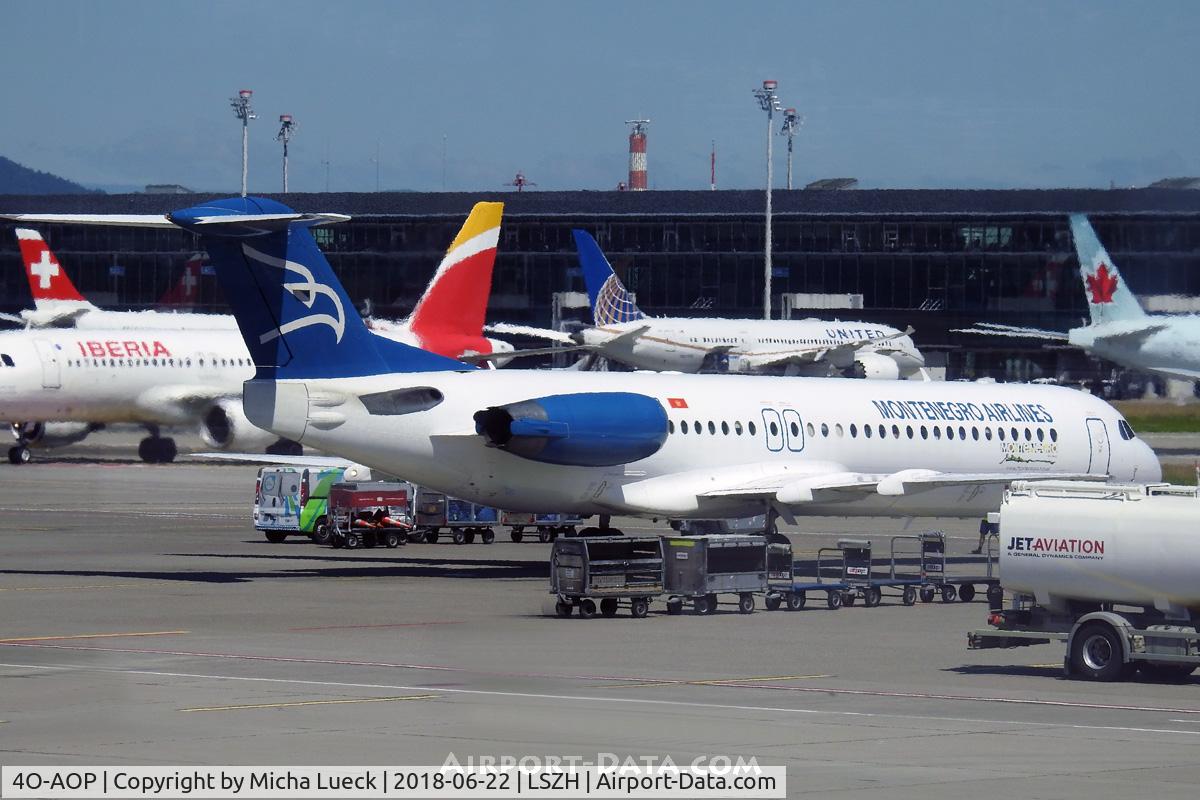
<box><xmin>490</xmin><ymin>230</ymin><xmax>925</xmax><ymax>378</ymax></box>
<box><xmin>17</xmin><ymin>197</ymin><xmax>1160</xmax><ymax>527</ymax></box>
<box><xmin>0</xmin><ymin>203</ymin><xmax>511</xmax><ymax>464</ymax></box>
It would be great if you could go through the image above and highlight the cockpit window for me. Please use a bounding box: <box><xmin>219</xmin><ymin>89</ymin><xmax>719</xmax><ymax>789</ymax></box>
<box><xmin>0</xmin><ymin>354</ymin><xmax>13</xmax><ymax>367</ymax></box>
<box><xmin>1118</xmin><ymin>419</ymin><xmax>1136</xmax><ymax>441</ymax></box>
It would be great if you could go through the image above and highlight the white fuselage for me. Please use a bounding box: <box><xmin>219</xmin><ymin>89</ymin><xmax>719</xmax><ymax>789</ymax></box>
<box><xmin>1069</xmin><ymin>316</ymin><xmax>1200</xmax><ymax>382</ymax></box>
<box><xmin>577</xmin><ymin>317</ymin><xmax>924</xmax><ymax>375</ymax></box>
<box><xmin>0</xmin><ymin>328</ymin><xmax>252</xmax><ymax>424</ymax></box>
<box><xmin>247</xmin><ymin>370</ymin><xmax>1159</xmax><ymax>520</ymax></box>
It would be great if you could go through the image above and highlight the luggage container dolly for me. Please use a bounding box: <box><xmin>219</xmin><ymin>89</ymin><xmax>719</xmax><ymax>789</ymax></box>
<box><xmin>550</xmin><ymin>536</ymin><xmax>664</xmax><ymax>619</ymax></box>
<box><xmin>896</xmin><ymin>529</ymin><xmax>1001</xmax><ymax>605</ymax></box>
<box><xmin>661</xmin><ymin>535</ymin><xmax>770</xmax><ymax>616</ymax></box>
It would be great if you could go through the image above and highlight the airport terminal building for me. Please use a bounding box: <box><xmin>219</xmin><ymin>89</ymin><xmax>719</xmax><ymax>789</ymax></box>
<box><xmin>3</xmin><ymin>188</ymin><xmax>1200</xmax><ymax>385</ymax></box>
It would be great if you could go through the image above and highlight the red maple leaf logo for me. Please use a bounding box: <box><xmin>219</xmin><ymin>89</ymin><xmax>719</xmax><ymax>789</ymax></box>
<box><xmin>1085</xmin><ymin>263</ymin><xmax>1119</xmax><ymax>304</ymax></box>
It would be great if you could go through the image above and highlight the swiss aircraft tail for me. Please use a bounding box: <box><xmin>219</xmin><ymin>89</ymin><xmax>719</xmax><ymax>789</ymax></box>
<box><xmin>166</xmin><ymin>197</ymin><xmax>468</xmax><ymax>379</ymax></box>
<box><xmin>157</xmin><ymin>253</ymin><xmax>206</xmax><ymax>308</ymax></box>
<box><xmin>406</xmin><ymin>202</ymin><xmax>502</xmax><ymax>340</ymax></box>
<box><xmin>574</xmin><ymin>230</ymin><xmax>645</xmax><ymax>326</ymax></box>
<box><xmin>14</xmin><ymin>228</ymin><xmax>94</xmax><ymax>312</ymax></box>
<box><xmin>1069</xmin><ymin>214</ymin><xmax>1146</xmax><ymax>325</ymax></box>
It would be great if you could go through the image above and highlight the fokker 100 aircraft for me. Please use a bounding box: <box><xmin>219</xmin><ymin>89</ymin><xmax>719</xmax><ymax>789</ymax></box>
<box><xmin>20</xmin><ymin>197</ymin><xmax>1159</xmax><ymax>528</ymax></box>
<box><xmin>0</xmin><ymin>203</ymin><xmax>511</xmax><ymax>463</ymax></box>
<box><xmin>956</xmin><ymin>214</ymin><xmax>1200</xmax><ymax>384</ymax></box>
<box><xmin>491</xmin><ymin>230</ymin><xmax>925</xmax><ymax>378</ymax></box>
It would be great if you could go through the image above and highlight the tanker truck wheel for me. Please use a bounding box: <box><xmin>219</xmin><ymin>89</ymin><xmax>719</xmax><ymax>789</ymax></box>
<box><xmin>1070</xmin><ymin>622</ymin><xmax>1128</xmax><ymax>681</ymax></box>
<box><xmin>986</xmin><ymin>585</ymin><xmax>1004</xmax><ymax>610</ymax></box>
<box><xmin>919</xmin><ymin>586</ymin><xmax>935</xmax><ymax>603</ymax></box>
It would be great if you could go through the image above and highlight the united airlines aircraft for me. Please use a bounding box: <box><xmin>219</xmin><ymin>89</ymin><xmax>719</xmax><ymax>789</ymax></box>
<box><xmin>16</xmin><ymin>197</ymin><xmax>1159</xmax><ymax>530</ymax></box>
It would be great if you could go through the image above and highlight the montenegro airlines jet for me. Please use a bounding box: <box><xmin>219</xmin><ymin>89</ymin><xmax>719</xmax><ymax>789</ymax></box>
<box><xmin>955</xmin><ymin>214</ymin><xmax>1200</xmax><ymax>383</ymax></box>
<box><xmin>27</xmin><ymin>197</ymin><xmax>1159</xmax><ymax>527</ymax></box>
<box><xmin>4</xmin><ymin>205</ymin><xmax>514</xmax><ymax>365</ymax></box>
<box><xmin>0</xmin><ymin>203</ymin><xmax>512</xmax><ymax>463</ymax></box>
<box><xmin>491</xmin><ymin>230</ymin><xmax>925</xmax><ymax>378</ymax></box>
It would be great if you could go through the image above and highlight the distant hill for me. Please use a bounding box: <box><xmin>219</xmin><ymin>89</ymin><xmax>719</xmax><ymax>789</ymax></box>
<box><xmin>0</xmin><ymin>156</ymin><xmax>98</xmax><ymax>194</ymax></box>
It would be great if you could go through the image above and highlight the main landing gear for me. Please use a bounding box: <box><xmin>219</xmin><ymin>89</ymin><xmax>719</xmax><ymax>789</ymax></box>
<box><xmin>137</xmin><ymin>425</ymin><xmax>178</xmax><ymax>464</ymax></box>
<box><xmin>265</xmin><ymin>438</ymin><xmax>304</xmax><ymax>457</ymax></box>
<box><xmin>577</xmin><ymin>514</ymin><xmax>623</xmax><ymax>538</ymax></box>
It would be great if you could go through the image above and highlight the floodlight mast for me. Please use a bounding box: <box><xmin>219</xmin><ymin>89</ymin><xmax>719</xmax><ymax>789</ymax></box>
<box><xmin>276</xmin><ymin>114</ymin><xmax>297</xmax><ymax>193</ymax></box>
<box><xmin>753</xmin><ymin>80</ymin><xmax>781</xmax><ymax>320</ymax></box>
<box><xmin>781</xmin><ymin>108</ymin><xmax>802</xmax><ymax>191</ymax></box>
<box><xmin>230</xmin><ymin>89</ymin><xmax>256</xmax><ymax>197</ymax></box>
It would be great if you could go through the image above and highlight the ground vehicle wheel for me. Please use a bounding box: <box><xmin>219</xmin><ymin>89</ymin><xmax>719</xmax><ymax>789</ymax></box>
<box><xmin>902</xmin><ymin>586</ymin><xmax>917</xmax><ymax>606</ymax></box>
<box><xmin>1070</xmin><ymin>622</ymin><xmax>1127</xmax><ymax>681</ymax></box>
<box><xmin>311</xmin><ymin>517</ymin><xmax>331</xmax><ymax>546</ymax></box>
<box><xmin>452</xmin><ymin>530</ymin><xmax>466</xmax><ymax>545</ymax></box>
<box><xmin>600</xmin><ymin>598</ymin><xmax>619</xmax><ymax>617</ymax></box>
<box><xmin>764</xmin><ymin>593</ymin><xmax>782</xmax><ymax>611</ymax></box>
<box><xmin>706</xmin><ymin>594</ymin><xmax>719</xmax><ymax>614</ymax></box>
<box><xmin>344</xmin><ymin>532</ymin><xmax>361</xmax><ymax>549</ymax></box>
<box><xmin>666</xmin><ymin>598</ymin><xmax>683</xmax><ymax>615</ymax></box>
<box><xmin>425</xmin><ymin>529</ymin><xmax>439</xmax><ymax>543</ymax></box>
<box><xmin>464</xmin><ymin>530</ymin><xmax>476</xmax><ymax>544</ymax></box>
<box><xmin>264</xmin><ymin>531</ymin><xmax>288</xmax><ymax>544</ymax></box>
<box><xmin>481</xmin><ymin>528</ymin><xmax>495</xmax><ymax>545</ymax></box>
<box><xmin>8</xmin><ymin>445</ymin><xmax>31</xmax><ymax>465</ymax></box>
<box><xmin>384</xmin><ymin>531</ymin><xmax>401</xmax><ymax>548</ymax></box>
<box><xmin>693</xmin><ymin>597</ymin><xmax>710</xmax><ymax>615</ymax></box>
<box><xmin>578</xmin><ymin>599</ymin><xmax>597</xmax><ymax>619</ymax></box>
<box><xmin>826</xmin><ymin>591</ymin><xmax>842</xmax><ymax>609</ymax></box>
<box><xmin>538</xmin><ymin>527</ymin><xmax>553</xmax><ymax>543</ymax></box>
<box><xmin>786</xmin><ymin>592</ymin><xmax>806</xmax><ymax>611</ymax></box>
<box><xmin>630</xmin><ymin>597</ymin><xmax>650</xmax><ymax>618</ymax></box>
<box><xmin>737</xmin><ymin>593</ymin><xmax>755</xmax><ymax>614</ymax></box>
<box><xmin>555</xmin><ymin>600</ymin><xmax>572</xmax><ymax>618</ymax></box>
<box><xmin>1139</xmin><ymin>662</ymin><xmax>1197</xmax><ymax>682</ymax></box>
<box><xmin>919</xmin><ymin>586</ymin><xmax>936</xmax><ymax>603</ymax></box>
<box><xmin>864</xmin><ymin>586</ymin><xmax>882</xmax><ymax>607</ymax></box>
<box><xmin>958</xmin><ymin>583</ymin><xmax>976</xmax><ymax>603</ymax></box>
<box><xmin>940</xmin><ymin>584</ymin><xmax>958</xmax><ymax>603</ymax></box>
<box><xmin>511</xmin><ymin>531</ymin><xmax>523</xmax><ymax>543</ymax></box>
<box><xmin>986</xmin><ymin>584</ymin><xmax>1004</xmax><ymax>609</ymax></box>
<box><xmin>842</xmin><ymin>591</ymin><xmax>856</xmax><ymax>607</ymax></box>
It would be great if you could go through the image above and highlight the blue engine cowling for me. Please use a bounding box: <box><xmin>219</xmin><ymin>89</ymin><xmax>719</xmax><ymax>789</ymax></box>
<box><xmin>473</xmin><ymin>392</ymin><xmax>668</xmax><ymax>467</ymax></box>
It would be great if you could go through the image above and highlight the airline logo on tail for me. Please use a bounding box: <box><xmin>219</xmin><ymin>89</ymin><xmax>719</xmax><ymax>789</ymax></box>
<box><xmin>15</xmin><ymin>228</ymin><xmax>89</xmax><ymax>305</ymax></box>
<box><xmin>594</xmin><ymin>273</ymin><xmax>644</xmax><ymax>326</ymax></box>
<box><xmin>1085</xmin><ymin>264</ymin><xmax>1119</xmax><ymax>304</ymax></box>
<box><xmin>407</xmin><ymin>202</ymin><xmax>502</xmax><ymax>338</ymax></box>
<box><xmin>243</xmin><ymin>243</ymin><xmax>346</xmax><ymax>344</ymax></box>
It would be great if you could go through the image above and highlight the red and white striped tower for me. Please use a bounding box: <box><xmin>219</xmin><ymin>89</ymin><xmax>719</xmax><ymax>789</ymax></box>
<box><xmin>626</xmin><ymin>119</ymin><xmax>649</xmax><ymax>191</ymax></box>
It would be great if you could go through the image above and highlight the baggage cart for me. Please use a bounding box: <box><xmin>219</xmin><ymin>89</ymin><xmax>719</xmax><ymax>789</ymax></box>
<box><xmin>891</xmin><ymin>530</ymin><xmax>1001</xmax><ymax>605</ymax></box>
<box><xmin>764</xmin><ymin>540</ymin><xmax>849</xmax><ymax>610</ymax></box>
<box><xmin>550</xmin><ymin>536</ymin><xmax>664</xmax><ymax>619</ymax></box>
<box><xmin>502</xmin><ymin>511</ymin><xmax>584</xmax><ymax>543</ymax></box>
<box><xmin>413</xmin><ymin>489</ymin><xmax>498</xmax><ymax>544</ymax></box>
<box><xmin>327</xmin><ymin>482</ymin><xmax>414</xmax><ymax>550</ymax></box>
<box><xmin>834</xmin><ymin>538</ymin><xmax>920</xmax><ymax>607</ymax></box>
<box><xmin>661</xmin><ymin>535</ymin><xmax>769</xmax><ymax>615</ymax></box>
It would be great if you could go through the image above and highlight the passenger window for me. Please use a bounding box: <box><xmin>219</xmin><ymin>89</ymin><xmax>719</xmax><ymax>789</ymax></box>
<box><xmin>945</xmin><ymin>426</ymin><xmax>953</xmax><ymax>440</ymax></box>
<box><xmin>694</xmin><ymin>419</ymin><xmax>701</xmax><ymax>433</ymax></box>
<box><xmin>998</xmin><ymin>428</ymin><xmax>1006</xmax><ymax>441</ymax></box>
<box><xmin>849</xmin><ymin>424</ymin><xmax>857</xmax><ymax>438</ymax></box>
<box><xmin>972</xmin><ymin>427</ymin><xmax>979</xmax><ymax>441</ymax></box>
<box><xmin>721</xmin><ymin>421</ymin><xmax>729</xmax><ymax>435</ymax></box>
<box><xmin>1051</xmin><ymin>428</ymin><xmax>1059</xmax><ymax>442</ymax></box>
<box><xmin>806</xmin><ymin>422</ymin><xmax>815</xmax><ymax>437</ymax></box>
<box><xmin>864</xmin><ymin>424</ymin><xmax>872</xmax><ymax>438</ymax></box>
<box><xmin>769</xmin><ymin>421</ymin><xmax>778</xmax><ymax>437</ymax></box>
<box><xmin>835</xmin><ymin>424</ymin><xmax>844</xmax><ymax>437</ymax></box>
<box><xmin>958</xmin><ymin>426</ymin><xmax>966</xmax><ymax>440</ymax></box>
<box><xmin>708</xmin><ymin>421</ymin><xmax>716</xmax><ymax>435</ymax></box>
<box><xmin>821</xmin><ymin>423</ymin><xmax>829</xmax><ymax>437</ymax></box>
<box><xmin>1</xmin><ymin>354</ymin><xmax>12</xmax><ymax>367</ymax></box>
<box><xmin>985</xmin><ymin>427</ymin><xmax>993</xmax><ymax>441</ymax></box>
<box><xmin>734</xmin><ymin>421</ymin><xmax>743</xmax><ymax>435</ymax></box>
<box><xmin>1024</xmin><ymin>428</ymin><xmax>1032</xmax><ymax>441</ymax></box>
<box><xmin>748</xmin><ymin>421</ymin><xmax>756</xmax><ymax>436</ymax></box>
<box><xmin>668</xmin><ymin>420</ymin><xmax>675</xmax><ymax>435</ymax></box>
<box><xmin>933</xmin><ymin>426</ymin><xmax>941</xmax><ymax>440</ymax></box>
<box><xmin>681</xmin><ymin>421</ymin><xmax>689</xmax><ymax>434</ymax></box>
<box><xmin>906</xmin><ymin>425</ymin><xmax>914</xmax><ymax>439</ymax></box>
<box><xmin>1011</xmin><ymin>427</ymin><xmax>1018</xmax><ymax>441</ymax></box>
<box><xmin>1036</xmin><ymin>428</ymin><xmax>1044</xmax><ymax>442</ymax></box>
<box><xmin>920</xmin><ymin>425</ymin><xmax>928</xmax><ymax>440</ymax></box>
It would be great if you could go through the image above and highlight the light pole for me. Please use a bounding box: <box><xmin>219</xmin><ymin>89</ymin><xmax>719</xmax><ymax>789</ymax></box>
<box><xmin>753</xmin><ymin>80</ymin><xmax>781</xmax><ymax>320</ymax></box>
<box><xmin>276</xmin><ymin>114</ymin><xmax>296</xmax><ymax>193</ymax></box>
<box><xmin>781</xmin><ymin>107</ymin><xmax>802</xmax><ymax>190</ymax></box>
<box><xmin>230</xmin><ymin>89</ymin><xmax>256</xmax><ymax>197</ymax></box>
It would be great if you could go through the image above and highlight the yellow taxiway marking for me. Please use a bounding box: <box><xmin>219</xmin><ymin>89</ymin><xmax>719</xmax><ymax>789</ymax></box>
<box><xmin>1026</xmin><ymin>663</ymin><xmax>1061</xmax><ymax>668</ymax></box>
<box><xmin>182</xmin><ymin>694</ymin><xmax>439</xmax><ymax>712</ymax></box>
<box><xmin>0</xmin><ymin>630</ymin><xmax>188</xmax><ymax>643</ymax></box>
<box><xmin>596</xmin><ymin>674</ymin><xmax>832</xmax><ymax>689</ymax></box>
<box><xmin>0</xmin><ymin>582</ymin><xmax>172</xmax><ymax>593</ymax></box>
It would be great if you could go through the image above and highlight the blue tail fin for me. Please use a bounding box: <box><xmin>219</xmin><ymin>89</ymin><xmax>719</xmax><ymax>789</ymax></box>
<box><xmin>572</xmin><ymin>230</ymin><xmax>644</xmax><ymax>326</ymax></box>
<box><xmin>1068</xmin><ymin>213</ymin><xmax>1146</xmax><ymax>325</ymax></box>
<box><xmin>170</xmin><ymin>197</ymin><xmax>468</xmax><ymax>379</ymax></box>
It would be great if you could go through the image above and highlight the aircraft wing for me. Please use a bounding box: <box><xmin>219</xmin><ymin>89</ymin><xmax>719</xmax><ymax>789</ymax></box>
<box><xmin>485</xmin><ymin>322</ymin><xmax>576</xmax><ymax>345</ymax></box>
<box><xmin>195</xmin><ymin>452</ymin><xmax>350</xmax><ymax>467</ymax></box>
<box><xmin>952</xmin><ymin>323</ymin><xmax>1070</xmax><ymax>342</ymax></box>
<box><xmin>132</xmin><ymin>384</ymin><xmax>240</xmax><ymax>423</ymax></box>
<box><xmin>1091</xmin><ymin>322</ymin><xmax>1170</xmax><ymax>343</ymax></box>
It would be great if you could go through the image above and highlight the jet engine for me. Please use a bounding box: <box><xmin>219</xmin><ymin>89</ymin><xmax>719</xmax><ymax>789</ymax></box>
<box><xmin>473</xmin><ymin>392</ymin><xmax>668</xmax><ymax>467</ymax></box>
<box><xmin>11</xmin><ymin>421</ymin><xmax>98</xmax><ymax>448</ymax></box>
<box><xmin>200</xmin><ymin>399</ymin><xmax>278</xmax><ymax>451</ymax></box>
<box><xmin>848</xmin><ymin>352</ymin><xmax>901</xmax><ymax>380</ymax></box>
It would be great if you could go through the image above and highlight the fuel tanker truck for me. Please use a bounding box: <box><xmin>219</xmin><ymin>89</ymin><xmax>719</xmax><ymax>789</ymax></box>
<box><xmin>969</xmin><ymin>480</ymin><xmax>1200</xmax><ymax>682</ymax></box>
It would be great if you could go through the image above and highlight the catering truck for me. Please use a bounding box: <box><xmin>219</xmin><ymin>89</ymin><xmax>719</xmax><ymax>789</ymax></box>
<box><xmin>969</xmin><ymin>480</ymin><xmax>1200</xmax><ymax>682</ymax></box>
<box><xmin>253</xmin><ymin>464</ymin><xmax>373</xmax><ymax>544</ymax></box>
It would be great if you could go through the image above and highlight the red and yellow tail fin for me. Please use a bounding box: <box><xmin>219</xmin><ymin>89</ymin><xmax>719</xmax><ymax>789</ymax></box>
<box><xmin>407</xmin><ymin>202</ymin><xmax>502</xmax><ymax>338</ymax></box>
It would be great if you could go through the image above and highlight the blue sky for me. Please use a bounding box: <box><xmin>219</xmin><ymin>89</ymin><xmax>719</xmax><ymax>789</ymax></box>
<box><xmin>3</xmin><ymin>1</ymin><xmax>1198</xmax><ymax>193</ymax></box>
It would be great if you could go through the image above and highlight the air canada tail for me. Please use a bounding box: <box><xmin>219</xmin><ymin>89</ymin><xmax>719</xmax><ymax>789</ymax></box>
<box><xmin>406</xmin><ymin>202</ymin><xmax>502</xmax><ymax>340</ymax></box>
<box><xmin>168</xmin><ymin>196</ymin><xmax>469</xmax><ymax>380</ymax></box>
<box><xmin>1069</xmin><ymin>213</ymin><xmax>1145</xmax><ymax>325</ymax></box>
<box><xmin>14</xmin><ymin>228</ymin><xmax>94</xmax><ymax>310</ymax></box>
<box><xmin>573</xmin><ymin>230</ymin><xmax>645</xmax><ymax>326</ymax></box>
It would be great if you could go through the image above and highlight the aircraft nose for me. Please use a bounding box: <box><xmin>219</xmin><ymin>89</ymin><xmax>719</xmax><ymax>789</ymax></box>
<box><xmin>1132</xmin><ymin>437</ymin><xmax>1162</xmax><ymax>483</ymax></box>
